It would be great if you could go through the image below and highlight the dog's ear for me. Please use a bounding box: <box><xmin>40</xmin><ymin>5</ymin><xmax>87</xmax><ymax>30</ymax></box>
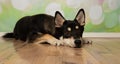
<box><xmin>55</xmin><ymin>11</ymin><xmax>65</xmax><ymax>27</ymax></box>
<box><xmin>75</xmin><ymin>9</ymin><xmax>85</xmax><ymax>26</ymax></box>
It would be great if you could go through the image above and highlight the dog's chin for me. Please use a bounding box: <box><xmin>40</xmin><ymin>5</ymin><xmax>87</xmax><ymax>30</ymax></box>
<box><xmin>59</xmin><ymin>36</ymin><xmax>75</xmax><ymax>47</ymax></box>
<box><xmin>63</xmin><ymin>38</ymin><xmax>75</xmax><ymax>47</ymax></box>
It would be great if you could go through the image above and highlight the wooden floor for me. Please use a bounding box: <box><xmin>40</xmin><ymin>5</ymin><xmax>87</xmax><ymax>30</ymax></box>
<box><xmin>0</xmin><ymin>36</ymin><xmax>120</xmax><ymax>64</ymax></box>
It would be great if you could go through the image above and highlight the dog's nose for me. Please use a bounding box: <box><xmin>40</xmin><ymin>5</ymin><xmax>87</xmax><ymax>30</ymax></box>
<box><xmin>74</xmin><ymin>40</ymin><xmax>82</xmax><ymax>48</ymax></box>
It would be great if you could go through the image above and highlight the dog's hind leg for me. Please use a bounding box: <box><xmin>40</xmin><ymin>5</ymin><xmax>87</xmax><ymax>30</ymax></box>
<box><xmin>34</xmin><ymin>34</ymin><xmax>63</xmax><ymax>46</ymax></box>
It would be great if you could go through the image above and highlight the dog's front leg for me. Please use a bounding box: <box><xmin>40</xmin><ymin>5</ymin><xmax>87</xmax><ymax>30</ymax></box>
<box><xmin>34</xmin><ymin>34</ymin><xmax>63</xmax><ymax>46</ymax></box>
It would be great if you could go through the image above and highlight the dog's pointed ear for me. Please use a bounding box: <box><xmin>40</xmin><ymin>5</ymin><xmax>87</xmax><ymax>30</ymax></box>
<box><xmin>55</xmin><ymin>11</ymin><xmax>65</xmax><ymax>27</ymax></box>
<box><xmin>75</xmin><ymin>9</ymin><xmax>85</xmax><ymax>26</ymax></box>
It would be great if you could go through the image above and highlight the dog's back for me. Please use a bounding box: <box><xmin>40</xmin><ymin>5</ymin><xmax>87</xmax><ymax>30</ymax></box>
<box><xmin>3</xmin><ymin>14</ymin><xmax>56</xmax><ymax>42</ymax></box>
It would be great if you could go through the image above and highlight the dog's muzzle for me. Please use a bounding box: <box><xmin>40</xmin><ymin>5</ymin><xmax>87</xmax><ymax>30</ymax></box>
<box><xmin>74</xmin><ymin>39</ymin><xmax>82</xmax><ymax>48</ymax></box>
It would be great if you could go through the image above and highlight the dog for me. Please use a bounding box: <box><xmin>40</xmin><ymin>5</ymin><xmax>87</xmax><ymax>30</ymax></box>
<box><xmin>3</xmin><ymin>8</ymin><xmax>89</xmax><ymax>48</ymax></box>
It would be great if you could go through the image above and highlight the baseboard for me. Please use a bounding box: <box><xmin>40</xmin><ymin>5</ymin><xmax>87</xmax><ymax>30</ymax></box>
<box><xmin>83</xmin><ymin>32</ymin><xmax>120</xmax><ymax>38</ymax></box>
<box><xmin>0</xmin><ymin>32</ymin><xmax>6</xmax><ymax>37</ymax></box>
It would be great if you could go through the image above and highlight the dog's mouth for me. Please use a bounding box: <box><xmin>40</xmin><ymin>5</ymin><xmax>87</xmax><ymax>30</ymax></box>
<box><xmin>60</xmin><ymin>37</ymin><xmax>82</xmax><ymax>48</ymax></box>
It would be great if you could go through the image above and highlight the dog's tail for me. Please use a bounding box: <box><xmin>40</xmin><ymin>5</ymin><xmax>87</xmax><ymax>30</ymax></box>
<box><xmin>2</xmin><ymin>33</ymin><xmax>15</xmax><ymax>38</ymax></box>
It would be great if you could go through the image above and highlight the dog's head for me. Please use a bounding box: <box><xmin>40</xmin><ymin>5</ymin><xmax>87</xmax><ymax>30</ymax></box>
<box><xmin>55</xmin><ymin>9</ymin><xmax>85</xmax><ymax>48</ymax></box>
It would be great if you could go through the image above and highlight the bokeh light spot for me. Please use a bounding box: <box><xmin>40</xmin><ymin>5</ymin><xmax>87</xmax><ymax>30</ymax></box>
<box><xmin>89</xmin><ymin>5</ymin><xmax>103</xmax><ymax>25</ymax></box>
<box><xmin>45</xmin><ymin>2</ymin><xmax>64</xmax><ymax>16</ymax></box>
<box><xmin>66</xmin><ymin>0</ymin><xmax>84</xmax><ymax>8</ymax></box>
<box><xmin>11</xmin><ymin>0</ymin><xmax>30</xmax><ymax>11</ymax></box>
<box><xmin>108</xmin><ymin>0</ymin><xmax>119</xmax><ymax>10</ymax></box>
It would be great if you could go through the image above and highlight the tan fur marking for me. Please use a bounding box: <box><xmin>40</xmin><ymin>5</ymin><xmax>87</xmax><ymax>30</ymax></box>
<box><xmin>34</xmin><ymin>34</ymin><xmax>63</xmax><ymax>46</ymax></box>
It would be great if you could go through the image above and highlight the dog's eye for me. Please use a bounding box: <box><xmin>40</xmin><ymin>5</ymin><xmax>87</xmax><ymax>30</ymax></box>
<box><xmin>75</xmin><ymin>26</ymin><xmax>79</xmax><ymax>29</ymax></box>
<box><xmin>67</xmin><ymin>27</ymin><xmax>71</xmax><ymax>31</ymax></box>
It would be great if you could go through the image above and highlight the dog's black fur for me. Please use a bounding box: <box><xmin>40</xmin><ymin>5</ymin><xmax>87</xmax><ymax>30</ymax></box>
<box><xmin>3</xmin><ymin>14</ymin><xmax>56</xmax><ymax>42</ymax></box>
<box><xmin>3</xmin><ymin>9</ymin><xmax>85</xmax><ymax>48</ymax></box>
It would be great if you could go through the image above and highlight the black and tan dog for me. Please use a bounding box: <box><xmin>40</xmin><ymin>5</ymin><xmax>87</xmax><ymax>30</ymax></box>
<box><xmin>3</xmin><ymin>9</ymin><xmax>90</xmax><ymax>48</ymax></box>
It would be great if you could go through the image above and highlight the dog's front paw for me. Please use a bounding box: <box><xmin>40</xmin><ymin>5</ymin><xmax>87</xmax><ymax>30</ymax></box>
<box><xmin>48</xmin><ymin>39</ymin><xmax>63</xmax><ymax>46</ymax></box>
<box><xmin>82</xmin><ymin>38</ymin><xmax>92</xmax><ymax>44</ymax></box>
<box><xmin>56</xmin><ymin>40</ymin><xmax>64</xmax><ymax>46</ymax></box>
